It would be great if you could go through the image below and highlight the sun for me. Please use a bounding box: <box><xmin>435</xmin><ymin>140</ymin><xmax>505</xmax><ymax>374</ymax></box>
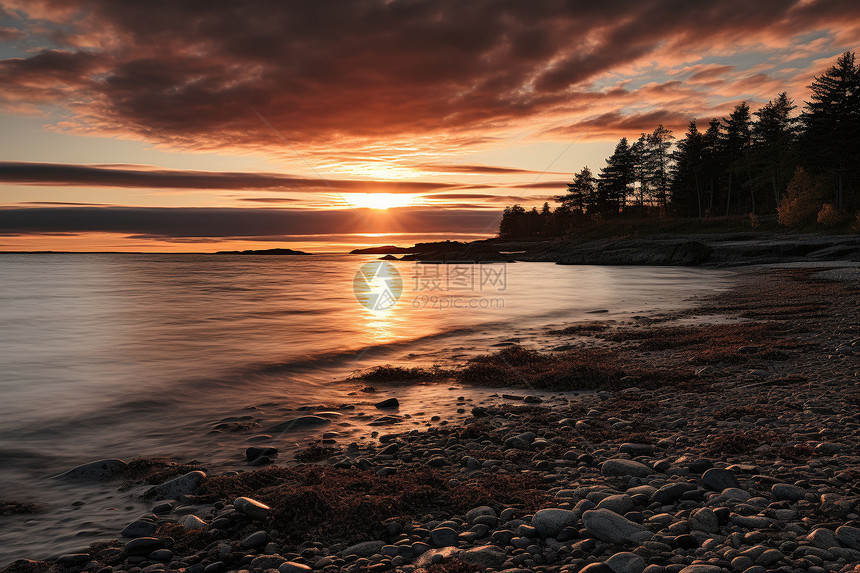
<box><xmin>346</xmin><ymin>193</ymin><xmax>414</xmax><ymax>210</ymax></box>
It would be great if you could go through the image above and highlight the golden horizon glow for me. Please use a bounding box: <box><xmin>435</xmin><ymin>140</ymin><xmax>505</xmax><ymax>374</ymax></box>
<box><xmin>343</xmin><ymin>193</ymin><xmax>416</xmax><ymax>210</ymax></box>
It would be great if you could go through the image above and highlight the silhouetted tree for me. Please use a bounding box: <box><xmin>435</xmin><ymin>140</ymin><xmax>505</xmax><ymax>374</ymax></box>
<box><xmin>800</xmin><ymin>51</ymin><xmax>860</xmax><ymax>211</ymax></box>
<box><xmin>597</xmin><ymin>137</ymin><xmax>636</xmax><ymax>213</ymax></box>
<box><xmin>670</xmin><ymin>120</ymin><xmax>705</xmax><ymax>217</ymax></box>
<box><xmin>557</xmin><ymin>167</ymin><xmax>596</xmax><ymax>214</ymax></box>
<box><xmin>751</xmin><ymin>92</ymin><xmax>798</xmax><ymax>212</ymax></box>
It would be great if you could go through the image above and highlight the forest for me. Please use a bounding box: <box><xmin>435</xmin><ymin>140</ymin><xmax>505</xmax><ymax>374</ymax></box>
<box><xmin>499</xmin><ymin>52</ymin><xmax>860</xmax><ymax>239</ymax></box>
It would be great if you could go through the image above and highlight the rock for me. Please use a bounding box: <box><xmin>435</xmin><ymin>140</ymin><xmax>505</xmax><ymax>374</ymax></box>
<box><xmin>240</xmin><ymin>530</ymin><xmax>267</xmax><ymax>548</ymax></box>
<box><xmin>532</xmin><ymin>508</ymin><xmax>579</xmax><ymax>538</ymax></box>
<box><xmin>458</xmin><ymin>546</ymin><xmax>507</xmax><ymax>568</ymax></box>
<box><xmin>374</xmin><ymin>398</ymin><xmax>399</xmax><ymax>409</ymax></box>
<box><xmin>605</xmin><ymin>551</ymin><xmax>646</xmax><ymax>573</ymax></box>
<box><xmin>427</xmin><ymin>456</ymin><xmax>448</xmax><ymax>467</ymax></box>
<box><xmin>596</xmin><ymin>494</ymin><xmax>634</xmax><ymax>515</ymax></box>
<box><xmin>755</xmin><ymin>548</ymin><xmax>783</xmax><ymax>566</ymax></box>
<box><xmin>270</xmin><ymin>416</ymin><xmax>332</xmax><ymax>431</ymax></box>
<box><xmin>121</xmin><ymin>520</ymin><xmax>157</xmax><ymax>538</ymax></box>
<box><xmin>341</xmin><ymin>540</ymin><xmax>385</xmax><ymax>557</ymax></box>
<box><xmin>619</xmin><ymin>443</ymin><xmax>655</xmax><ymax>457</ymax></box>
<box><xmin>579</xmin><ymin>564</ymin><xmax>614</xmax><ymax>573</ymax></box>
<box><xmin>233</xmin><ymin>496</ymin><xmax>271</xmax><ymax>520</ymax></box>
<box><xmin>689</xmin><ymin>507</ymin><xmax>719</xmax><ymax>533</ymax></box>
<box><xmin>837</xmin><ymin>525</ymin><xmax>860</xmax><ymax>551</ymax></box>
<box><xmin>124</xmin><ymin>537</ymin><xmax>163</xmax><ymax>556</ymax></box>
<box><xmin>250</xmin><ymin>555</ymin><xmax>287</xmax><ymax>570</ymax></box>
<box><xmin>245</xmin><ymin>446</ymin><xmax>278</xmax><ymax>461</ymax></box>
<box><xmin>582</xmin><ymin>508</ymin><xmax>653</xmax><ymax>543</ymax></box>
<box><xmin>57</xmin><ymin>554</ymin><xmax>92</xmax><ymax>566</ymax></box>
<box><xmin>53</xmin><ymin>459</ymin><xmax>128</xmax><ymax>482</ymax></box>
<box><xmin>807</xmin><ymin>527</ymin><xmax>839</xmax><ymax>549</ymax></box>
<box><xmin>651</xmin><ymin>482</ymin><xmax>695</xmax><ymax>505</ymax></box>
<box><xmin>278</xmin><ymin>563</ymin><xmax>312</xmax><ymax>573</ymax></box>
<box><xmin>602</xmin><ymin>459</ymin><xmax>653</xmax><ymax>478</ymax></box>
<box><xmin>771</xmin><ymin>483</ymin><xmax>805</xmax><ymax>502</ymax></box>
<box><xmin>144</xmin><ymin>470</ymin><xmax>206</xmax><ymax>499</ymax></box>
<box><xmin>701</xmin><ymin>468</ymin><xmax>740</xmax><ymax>491</ymax></box>
<box><xmin>677</xmin><ymin>566</ymin><xmax>724</xmax><ymax>573</ymax></box>
<box><xmin>730</xmin><ymin>514</ymin><xmax>774</xmax><ymax>529</ymax></box>
<box><xmin>149</xmin><ymin>549</ymin><xmax>173</xmax><ymax>561</ymax></box>
<box><xmin>180</xmin><ymin>515</ymin><xmax>206</xmax><ymax>530</ymax></box>
<box><xmin>814</xmin><ymin>442</ymin><xmax>842</xmax><ymax>455</ymax></box>
<box><xmin>430</xmin><ymin>527</ymin><xmax>459</xmax><ymax>547</ymax></box>
<box><xmin>466</xmin><ymin>506</ymin><xmax>496</xmax><ymax>522</ymax></box>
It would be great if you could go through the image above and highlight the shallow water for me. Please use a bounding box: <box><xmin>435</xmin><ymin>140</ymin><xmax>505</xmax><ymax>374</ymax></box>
<box><xmin>0</xmin><ymin>253</ymin><xmax>732</xmax><ymax>563</ymax></box>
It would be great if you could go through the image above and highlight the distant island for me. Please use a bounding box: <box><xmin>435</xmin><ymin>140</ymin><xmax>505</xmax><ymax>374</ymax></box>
<box><xmin>215</xmin><ymin>248</ymin><xmax>311</xmax><ymax>255</ymax></box>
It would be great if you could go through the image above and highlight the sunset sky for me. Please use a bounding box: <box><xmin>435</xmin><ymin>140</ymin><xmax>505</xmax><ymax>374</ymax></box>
<box><xmin>1</xmin><ymin>0</ymin><xmax>859</xmax><ymax>252</ymax></box>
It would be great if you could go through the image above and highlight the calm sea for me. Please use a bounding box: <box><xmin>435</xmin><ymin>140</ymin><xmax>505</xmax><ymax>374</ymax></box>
<box><xmin>0</xmin><ymin>253</ymin><xmax>731</xmax><ymax>563</ymax></box>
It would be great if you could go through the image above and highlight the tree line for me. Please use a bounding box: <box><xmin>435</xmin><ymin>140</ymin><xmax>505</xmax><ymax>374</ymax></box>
<box><xmin>499</xmin><ymin>52</ymin><xmax>860</xmax><ymax>239</ymax></box>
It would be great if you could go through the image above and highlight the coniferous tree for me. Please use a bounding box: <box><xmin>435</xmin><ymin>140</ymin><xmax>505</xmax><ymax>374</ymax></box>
<box><xmin>646</xmin><ymin>124</ymin><xmax>674</xmax><ymax>210</ymax></box>
<box><xmin>670</xmin><ymin>120</ymin><xmax>705</xmax><ymax>217</ymax></box>
<box><xmin>751</xmin><ymin>92</ymin><xmax>798</xmax><ymax>211</ymax></box>
<box><xmin>557</xmin><ymin>167</ymin><xmax>596</xmax><ymax>214</ymax></box>
<box><xmin>800</xmin><ymin>51</ymin><xmax>860</xmax><ymax>211</ymax></box>
<box><xmin>598</xmin><ymin>137</ymin><xmax>635</xmax><ymax>213</ymax></box>
<box><xmin>721</xmin><ymin>102</ymin><xmax>753</xmax><ymax>214</ymax></box>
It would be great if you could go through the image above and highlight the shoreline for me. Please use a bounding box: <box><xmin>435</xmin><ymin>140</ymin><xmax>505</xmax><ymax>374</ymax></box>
<box><xmin>2</xmin><ymin>264</ymin><xmax>859</xmax><ymax>573</ymax></box>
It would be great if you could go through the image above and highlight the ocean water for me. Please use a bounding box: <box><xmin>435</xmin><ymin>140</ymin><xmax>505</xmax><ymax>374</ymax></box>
<box><xmin>0</xmin><ymin>253</ymin><xmax>732</xmax><ymax>563</ymax></box>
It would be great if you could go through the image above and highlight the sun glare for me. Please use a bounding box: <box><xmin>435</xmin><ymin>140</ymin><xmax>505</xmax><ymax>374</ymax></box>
<box><xmin>345</xmin><ymin>193</ymin><xmax>415</xmax><ymax>209</ymax></box>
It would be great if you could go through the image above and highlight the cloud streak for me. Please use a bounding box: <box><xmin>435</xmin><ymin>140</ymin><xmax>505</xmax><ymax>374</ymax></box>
<box><xmin>0</xmin><ymin>206</ymin><xmax>501</xmax><ymax>238</ymax></box>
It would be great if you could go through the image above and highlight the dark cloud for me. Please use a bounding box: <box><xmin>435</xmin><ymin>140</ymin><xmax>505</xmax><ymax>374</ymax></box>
<box><xmin>0</xmin><ymin>162</ymin><xmax>458</xmax><ymax>193</ymax></box>
<box><xmin>2</xmin><ymin>0</ymin><xmax>859</xmax><ymax>147</ymax></box>
<box><xmin>0</xmin><ymin>206</ymin><xmax>500</xmax><ymax>237</ymax></box>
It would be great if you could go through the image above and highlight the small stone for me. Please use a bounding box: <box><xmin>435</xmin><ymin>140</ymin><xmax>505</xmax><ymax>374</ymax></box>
<box><xmin>771</xmin><ymin>483</ymin><xmax>805</xmax><ymax>502</ymax></box>
<box><xmin>597</xmin><ymin>494</ymin><xmax>634</xmax><ymax>515</ymax></box>
<box><xmin>430</xmin><ymin>527</ymin><xmax>459</xmax><ymax>547</ymax></box>
<box><xmin>234</xmin><ymin>496</ymin><xmax>271</xmax><ymax>520</ymax></box>
<box><xmin>374</xmin><ymin>398</ymin><xmax>399</xmax><ymax>409</ymax></box>
<box><xmin>270</xmin><ymin>416</ymin><xmax>331</xmax><ymax>431</ymax></box>
<box><xmin>121</xmin><ymin>520</ymin><xmax>157</xmax><ymax>538</ymax></box>
<box><xmin>144</xmin><ymin>471</ymin><xmax>206</xmax><ymax>499</ymax></box>
<box><xmin>341</xmin><ymin>540</ymin><xmax>385</xmax><ymax>557</ymax></box>
<box><xmin>690</xmin><ymin>507</ymin><xmax>719</xmax><ymax>533</ymax></box>
<box><xmin>619</xmin><ymin>443</ymin><xmax>656</xmax><ymax>457</ymax></box>
<box><xmin>754</xmin><ymin>548</ymin><xmax>783</xmax><ymax>566</ymax></box>
<box><xmin>53</xmin><ymin>459</ymin><xmax>128</xmax><ymax>483</ymax></box>
<box><xmin>814</xmin><ymin>442</ymin><xmax>841</xmax><ymax>455</ymax></box>
<box><xmin>532</xmin><ymin>508</ymin><xmax>578</xmax><ymax>538</ymax></box>
<box><xmin>245</xmin><ymin>446</ymin><xmax>278</xmax><ymax>461</ymax></box>
<box><xmin>250</xmin><ymin>555</ymin><xmax>287</xmax><ymax>570</ymax></box>
<box><xmin>149</xmin><ymin>549</ymin><xmax>173</xmax><ymax>562</ymax></box>
<box><xmin>180</xmin><ymin>514</ymin><xmax>206</xmax><ymax>530</ymax></box>
<box><xmin>240</xmin><ymin>530</ymin><xmax>267</xmax><ymax>548</ymax></box>
<box><xmin>458</xmin><ymin>546</ymin><xmax>507</xmax><ymax>568</ymax></box>
<box><xmin>836</xmin><ymin>525</ymin><xmax>860</xmax><ymax>551</ymax></box>
<box><xmin>602</xmin><ymin>459</ymin><xmax>653</xmax><ymax>478</ymax></box>
<box><xmin>605</xmin><ymin>551</ymin><xmax>646</xmax><ymax>573</ymax></box>
<box><xmin>278</xmin><ymin>563</ymin><xmax>312</xmax><ymax>573</ymax></box>
<box><xmin>57</xmin><ymin>554</ymin><xmax>92</xmax><ymax>566</ymax></box>
<box><xmin>124</xmin><ymin>537</ymin><xmax>163</xmax><ymax>556</ymax></box>
<box><xmin>701</xmin><ymin>468</ymin><xmax>739</xmax><ymax>491</ymax></box>
<box><xmin>807</xmin><ymin>527</ymin><xmax>839</xmax><ymax>549</ymax></box>
<box><xmin>677</xmin><ymin>566</ymin><xmax>723</xmax><ymax>573</ymax></box>
<box><xmin>582</xmin><ymin>508</ymin><xmax>653</xmax><ymax>543</ymax></box>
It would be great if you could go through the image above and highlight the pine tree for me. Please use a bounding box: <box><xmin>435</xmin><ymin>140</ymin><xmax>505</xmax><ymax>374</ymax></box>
<box><xmin>646</xmin><ymin>124</ymin><xmax>674</xmax><ymax>210</ymax></box>
<box><xmin>800</xmin><ymin>51</ymin><xmax>860</xmax><ymax>211</ymax></box>
<box><xmin>597</xmin><ymin>137</ymin><xmax>635</xmax><ymax>214</ymax></box>
<box><xmin>751</xmin><ymin>92</ymin><xmax>798</xmax><ymax>211</ymax></box>
<box><xmin>670</xmin><ymin>120</ymin><xmax>705</xmax><ymax>217</ymax></box>
<box><xmin>556</xmin><ymin>167</ymin><xmax>596</xmax><ymax>214</ymax></box>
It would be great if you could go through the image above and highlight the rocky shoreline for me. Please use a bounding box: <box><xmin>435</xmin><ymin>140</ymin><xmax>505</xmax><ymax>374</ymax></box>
<box><xmin>3</xmin><ymin>266</ymin><xmax>859</xmax><ymax>573</ymax></box>
<box><xmin>387</xmin><ymin>233</ymin><xmax>860</xmax><ymax>267</ymax></box>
